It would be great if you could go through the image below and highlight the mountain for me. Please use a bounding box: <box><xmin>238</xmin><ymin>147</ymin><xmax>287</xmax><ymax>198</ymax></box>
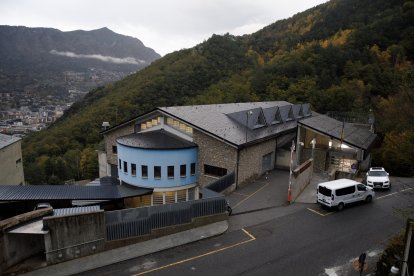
<box><xmin>22</xmin><ymin>0</ymin><xmax>414</xmax><ymax>184</ymax></box>
<box><xmin>0</xmin><ymin>26</ymin><xmax>160</xmax><ymax>97</ymax></box>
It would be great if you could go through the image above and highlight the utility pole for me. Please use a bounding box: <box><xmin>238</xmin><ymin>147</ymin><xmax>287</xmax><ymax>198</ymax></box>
<box><xmin>288</xmin><ymin>140</ymin><xmax>295</xmax><ymax>204</ymax></box>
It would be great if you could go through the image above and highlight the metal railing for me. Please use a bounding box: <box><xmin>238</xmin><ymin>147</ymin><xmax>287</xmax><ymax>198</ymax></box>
<box><xmin>105</xmin><ymin>196</ymin><xmax>227</xmax><ymax>241</ymax></box>
<box><xmin>205</xmin><ymin>172</ymin><xmax>235</xmax><ymax>193</ymax></box>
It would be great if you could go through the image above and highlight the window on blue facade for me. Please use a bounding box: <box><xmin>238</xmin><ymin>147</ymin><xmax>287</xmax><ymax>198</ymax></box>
<box><xmin>119</xmin><ymin>159</ymin><xmax>122</xmax><ymax>170</ymax></box>
<box><xmin>168</xmin><ymin>166</ymin><xmax>174</xmax><ymax>178</ymax></box>
<box><xmin>191</xmin><ymin>163</ymin><xmax>196</xmax><ymax>175</ymax></box>
<box><xmin>180</xmin><ymin>164</ymin><xmax>186</xmax><ymax>177</ymax></box>
<box><xmin>123</xmin><ymin>161</ymin><xmax>127</xmax><ymax>173</ymax></box>
<box><xmin>154</xmin><ymin>166</ymin><xmax>161</xmax><ymax>179</ymax></box>
<box><xmin>142</xmin><ymin>165</ymin><xmax>148</xmax><ymax>178</ymax></box>
<box><xmin>131</xmin><ymin>164</ymin><xmax>136</xmax><ymax>176</ymax></box>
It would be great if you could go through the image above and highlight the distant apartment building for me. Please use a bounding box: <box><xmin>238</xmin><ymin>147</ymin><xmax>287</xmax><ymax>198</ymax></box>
<box><xmin>0</xmin><ymin>133</ymin><xmax>25</xmax><ymax>185</ymax></box>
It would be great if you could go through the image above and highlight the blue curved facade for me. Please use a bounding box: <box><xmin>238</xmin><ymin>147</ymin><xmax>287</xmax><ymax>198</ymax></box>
<box><xmin>117</xmin><ymin>144</ymin><xmax>198</xmax><ymax>189</ymax></box>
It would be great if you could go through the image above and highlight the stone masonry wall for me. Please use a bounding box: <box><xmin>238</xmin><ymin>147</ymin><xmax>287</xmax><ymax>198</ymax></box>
<box><xmin>104</xmin><ymin>122</ymin><xmax>135</xmax><ymax>165</ymax></box>
<box><xmin>238</xmin><ymin>139</ymin><xmax>276</xmax><ymax>186</ymax></box>
<box><xmin>193</xmin><ymin>130</ymin><xmax>238</xmax><ymax>187</ymax></box>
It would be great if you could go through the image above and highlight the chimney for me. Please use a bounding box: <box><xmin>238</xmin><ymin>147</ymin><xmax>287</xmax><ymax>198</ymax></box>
<box><xmin>102</xmin><ymin>121</ymin><xmax>110</xmax><ymax>131</ymax></box>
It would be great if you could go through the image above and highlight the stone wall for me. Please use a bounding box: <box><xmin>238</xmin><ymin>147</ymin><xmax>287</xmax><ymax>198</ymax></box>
<box><xmin>104</xmin><ymin>122</ymin><xmax>135</xmax><ymax>166</ymax></box>
<box><xmin>43</xmin><ymin>211</ymin><xmax>106</xmax><ymax>265</ymax></box>
<box><xmin>193</xmin><ymin>130</ymin><xmax>238</xmax><ymax>187</ymax></box>
<box><xmin>238</xmin><ymin>139</ymin><xmax>276</xmax><ymax>186</ymax></box>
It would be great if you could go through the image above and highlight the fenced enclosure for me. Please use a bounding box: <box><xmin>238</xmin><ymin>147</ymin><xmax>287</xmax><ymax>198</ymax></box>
<box><xmin>105</xmin><ymin>195</ymin><xmax>227</xmax><ymax>241</ymax></box>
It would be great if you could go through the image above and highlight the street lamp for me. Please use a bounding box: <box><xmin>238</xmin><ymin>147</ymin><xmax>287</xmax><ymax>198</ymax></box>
<box><xmin>245</xmin><ymin>110</ymin><xmax>253</xmax><ymax>143</ymax></box>
<box><xmin>310</xmin><ymin>138</ymin><xmax>316</xmax><ymax>160</ymax></box>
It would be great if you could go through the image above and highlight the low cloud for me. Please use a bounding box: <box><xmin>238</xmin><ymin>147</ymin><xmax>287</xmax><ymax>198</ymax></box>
<box><xmin>50</xmin><ymin>50</ymin><xmax>146</xmax><ymax>65</ymax></box>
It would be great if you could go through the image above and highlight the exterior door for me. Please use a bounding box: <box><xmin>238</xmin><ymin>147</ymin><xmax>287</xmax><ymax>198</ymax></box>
<box><xmin>262</xmin><ymin>152</ymin><xmax>272</xmax><ymax>174</ymax></box>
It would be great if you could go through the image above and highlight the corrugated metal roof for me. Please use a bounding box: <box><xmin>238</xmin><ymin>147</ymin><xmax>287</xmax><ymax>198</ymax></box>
<box><xmin>0</xmin><ymin>133</ymin><xmax>21</xmax><ymax>150</ymax></box>
<box><xmin>117</xmin><ymin>129</ymin><xmax>197</xmax><ymax>149</ymax></box>
<box><xmin>0</xmin><ymin>185</ymin><xmax>153</xmax><ymax>201</ymax></box>
<box><xmin>53</xmin><ymin>205</ymin><xmax>100</xmax><ymax>217</ymax></box>
<box><xmin>299</xmin><ymin>114</ymin><xmax>377</xmax><ymax>150</ymax></box>
<box><xmin>86</xmin><ymin>176</ymin><xmax>119</xmax><ymax>186</ymax></box>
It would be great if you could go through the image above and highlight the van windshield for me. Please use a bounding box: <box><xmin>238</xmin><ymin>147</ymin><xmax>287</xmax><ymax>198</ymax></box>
<box><xmin>318</xmin><ymin>186</ymin><xmax>332</xmax><ymax>196</ymax></box>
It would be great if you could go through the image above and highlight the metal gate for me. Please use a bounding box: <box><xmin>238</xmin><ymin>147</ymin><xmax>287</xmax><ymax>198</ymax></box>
<box><xmin>262</xmin><ymin>152</ymin><xmax>272</xmax><ymax>174</ymax></box>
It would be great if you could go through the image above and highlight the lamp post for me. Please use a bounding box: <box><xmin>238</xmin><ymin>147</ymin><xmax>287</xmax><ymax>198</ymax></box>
<box><xmin>245</xmin><ymin>110</ymin><xmax>253</xmax><ymax>143</ymax></box>
<box><xmin>288</xmin><ymin>140</ymin><xmax>295</xmax><ymax>204</ymax></box>
<box><xmin>310</xmin><ymin>138</ymin><xmax>316</xmax><ymax>160</ymax></box>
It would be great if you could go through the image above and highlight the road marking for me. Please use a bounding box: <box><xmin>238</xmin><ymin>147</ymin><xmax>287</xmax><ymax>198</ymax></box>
<box><xmin>232</xmin><ymin>182</ymin><xmax>270</xmax><ymax>209</ymax></box>
<box><xmin>376</xmin><ymin>192</ymin><xmax>399</xmax><ymax>199</ymax></box>
<box><xmin>132</xmin><ymin>228</ymin><xmax>256</xmax><ymax>275</ymax></box>
<box><xmin>233</xmin><ymin>192</ymin><xmax>250</xmax><ymax>197</ymax></box>
<box><xmin>376</xmin><ymin>187</ymin><xmax>413</xmax><ymax>199</ymax></box>
<box><xmin>307</xmin><ymin>207</ymin><xmax>334</xmax><ymax>217</ymax></box>
<box><xmin>241</xmin><ymin>228</ymin><xmax>256</xmax><ymax>240</ymax></box>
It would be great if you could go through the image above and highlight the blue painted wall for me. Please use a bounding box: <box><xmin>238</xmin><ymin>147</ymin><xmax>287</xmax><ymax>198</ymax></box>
<box><xmin>117</xmin><ymin>144</ymin><xmax>198</xmax><ymax>188</ymax></box>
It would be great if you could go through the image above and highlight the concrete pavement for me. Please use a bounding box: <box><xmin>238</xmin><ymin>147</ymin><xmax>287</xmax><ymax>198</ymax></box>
<box><xmin>225</xmin><ymin>169</ymin><xmax>317</xmax><ymax>232</ymax></box>
<box><xmin>23</xmin><ymin>221</ymin><xmax>229</xmax><ymax>276</ymax></box>
<box><xmin>21</xmin><ymin>169</ymin><xmax>319</xmax><ymax>275</ymax></box>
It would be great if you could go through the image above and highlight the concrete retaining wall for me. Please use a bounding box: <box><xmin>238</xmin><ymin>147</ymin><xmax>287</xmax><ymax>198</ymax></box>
<box><xmin>43</xmin><ymin>210</ymin><xmax>106</xmax><ymax>265</ymax></box>
<box><xmin>291</xmin><ymin>159</ymin><xmax>314</xmax><ymax>202</ymax></box>
<box><xmin>0</xmin><ymin>208</ymin><xmax>52</xmax><ymax>274</ymax></box>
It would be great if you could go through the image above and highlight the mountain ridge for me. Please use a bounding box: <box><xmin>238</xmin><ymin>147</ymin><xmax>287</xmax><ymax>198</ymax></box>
<box><xmin>0</xmin><ymin>25</ymin><xmax>161</xmax><ymax>98</ymax></box>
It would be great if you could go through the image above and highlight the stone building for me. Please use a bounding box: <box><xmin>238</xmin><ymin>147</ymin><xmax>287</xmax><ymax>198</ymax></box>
<box><xmin>0</xmin><ymin>133</ymin><xmax>25</xmax><ymax>185</ymax></box>
<box><xmin>296</xmin><ymin>113</ymin><xmax>377</xmax><ymax>176</ymax></box>
<box><xmin>100</xmin><ymin>101</ymin><xmax>313</xmax><ymax>206</ymax></box>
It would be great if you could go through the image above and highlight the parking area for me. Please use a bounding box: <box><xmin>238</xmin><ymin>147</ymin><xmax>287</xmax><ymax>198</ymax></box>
<box><xmin>228</xmin><ymin>169</ymin><xmax>414</xmax><ymax>219</ymax></box>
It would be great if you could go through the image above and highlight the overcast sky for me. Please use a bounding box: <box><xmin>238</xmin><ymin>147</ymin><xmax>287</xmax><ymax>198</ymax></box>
<box><xmin>0</xmin><ymin>0</ymin><xmax>327</xmax><ymax>56</ymax></box>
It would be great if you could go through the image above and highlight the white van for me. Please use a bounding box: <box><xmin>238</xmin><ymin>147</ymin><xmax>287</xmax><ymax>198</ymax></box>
<box><xmin>317</xmin><ymin>179</ymin><xmax>375</xmax><ymax>211</ymax></box>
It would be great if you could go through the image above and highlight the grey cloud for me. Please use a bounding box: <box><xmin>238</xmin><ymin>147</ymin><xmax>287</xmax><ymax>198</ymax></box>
<box><xmin>49</xmin><ymin>50</ymin><xmax>146</xmax><ymax>65</ymax></box>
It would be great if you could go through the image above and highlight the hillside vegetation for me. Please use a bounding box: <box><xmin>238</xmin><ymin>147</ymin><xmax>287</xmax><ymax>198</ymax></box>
<box><xmin>22</xmin><ymin>0</ymin><xmax>414</xmax><ymax>184</ymax></box>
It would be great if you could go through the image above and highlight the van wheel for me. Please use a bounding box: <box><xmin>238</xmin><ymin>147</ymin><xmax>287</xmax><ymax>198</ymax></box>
<box><xmin>337</xmin><ymin>203</ymin><xmax>344</xmax><ymax>211</ymax></box>
<box><xmin>365</xmin><ymin>195</ymin><xmax>372</xmax><ymax>203</ymax></box>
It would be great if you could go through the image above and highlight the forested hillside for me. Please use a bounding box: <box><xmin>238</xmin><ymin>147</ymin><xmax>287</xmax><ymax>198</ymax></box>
<box><xmin>22</xmin><ymin>0</ymin><xmax>414</xmax><ymax>184</ymax></box>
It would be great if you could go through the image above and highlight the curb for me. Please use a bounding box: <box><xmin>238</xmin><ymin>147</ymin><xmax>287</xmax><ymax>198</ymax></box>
<box><xmin>24</xmin><ymin>220</ymin><xmax>229</xmax><ymax>276</ymax></box>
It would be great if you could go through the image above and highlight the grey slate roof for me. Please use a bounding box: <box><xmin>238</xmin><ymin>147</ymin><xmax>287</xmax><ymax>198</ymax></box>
<box><xmin>0</xmin><ymin>133</ymin><xmax>21</xmax><ymax>150</ymax></box>
<box><xmin>0</xmin><ymin>184</ymin><xmax>153</xmax><ymax>201</ymax></box>
<box><xmin>159</xmin><ymin>101</ymin><xmax>309</xmax><ymax>146</ymax></box>
<box><xmin>298</xmin><ymin>114</ymin><xmax>377</xmax><ymax>150</ymax></box>
<box><xmin>117</xmin><ymin>129</ymin><xmax>197</xmax><ymax>149</ymax></box>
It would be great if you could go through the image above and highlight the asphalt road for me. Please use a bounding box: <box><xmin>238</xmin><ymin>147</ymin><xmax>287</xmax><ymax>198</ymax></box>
<box><xmin>80</xmin><ymin>177</ymin><xmax>414</xmax><ymax>276</ymax></box>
